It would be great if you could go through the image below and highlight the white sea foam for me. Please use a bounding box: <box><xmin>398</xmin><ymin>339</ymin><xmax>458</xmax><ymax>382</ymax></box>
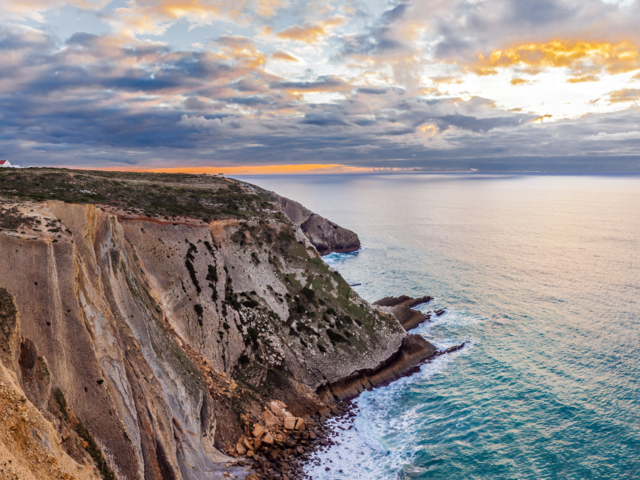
<box><xmin>305</xmin><ymin>255</ymin><xmax>478</xmax><ymax>478</ymax></box>
<box><xmin>303</xmin><ymin>328</ymin><xmax>473</xmax><ymax>479</ymax></box>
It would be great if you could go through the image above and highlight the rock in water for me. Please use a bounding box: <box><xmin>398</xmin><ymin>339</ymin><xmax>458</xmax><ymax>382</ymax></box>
<box><xmin>373</xmin><ymin>295</ymin><xmax>434</xmax><ymax>331</ymax></box>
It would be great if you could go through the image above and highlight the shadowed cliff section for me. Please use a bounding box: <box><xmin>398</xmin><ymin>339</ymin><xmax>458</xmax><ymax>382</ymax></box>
<box><xmin>271</xmin><ymin>193</ymin><xmax>361</xmax><ymax>255</ymax></box>
<box><xmin>0</xmin><ymin>168</ymin><xmax>409</xmax><ymax>480</ymax></box>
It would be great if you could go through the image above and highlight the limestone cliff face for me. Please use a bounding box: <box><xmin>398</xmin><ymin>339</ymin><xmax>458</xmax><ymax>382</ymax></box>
<box><xmin>0</xmin><ymin>170</ymin><xmax>407</xmax><ymax>480</ymax></box>
<box><xmin>271</xmin><ymin>194</ymin><xmax>361</xmax><ymax>255</ymax></box>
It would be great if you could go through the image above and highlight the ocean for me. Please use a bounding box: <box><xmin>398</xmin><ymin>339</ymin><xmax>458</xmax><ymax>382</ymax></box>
<box><xmin>238</xmin><ymin>173</ymin><xmax>640</xmax><ymax>479</ymax></box>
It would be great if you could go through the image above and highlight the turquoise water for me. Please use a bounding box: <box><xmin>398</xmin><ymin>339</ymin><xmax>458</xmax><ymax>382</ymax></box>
<box><xmin>239</xmin><ymin>174</ymin><xmax>640</xmax><ymax>479</ymax></box>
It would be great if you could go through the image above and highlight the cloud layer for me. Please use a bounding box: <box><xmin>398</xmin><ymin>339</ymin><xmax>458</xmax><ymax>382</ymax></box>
<box><xmin>2</xmin><ymin>0</ymin><xmax>640</xmax><ymax>171</ymax></box>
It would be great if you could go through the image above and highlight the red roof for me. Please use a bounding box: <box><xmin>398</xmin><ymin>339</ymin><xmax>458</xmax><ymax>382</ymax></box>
<box><xmin>0</xmin><ymin>160</ymin><xmax>8</xmax><ymax>165</ymax></box>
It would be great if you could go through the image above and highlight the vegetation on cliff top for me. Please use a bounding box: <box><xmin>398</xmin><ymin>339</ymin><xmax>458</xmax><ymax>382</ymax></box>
<box><xmin>0</xmin><ymin>168</ymin><xmax>277</xmax><ymax>223</ymax></box>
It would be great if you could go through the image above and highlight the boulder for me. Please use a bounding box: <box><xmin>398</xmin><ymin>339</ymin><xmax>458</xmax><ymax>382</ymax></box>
<box><xmin>236</xmin><ymin>443</ymin><xmax>246</xmax><ymax>455</ymax></box>
<box><xmin>269</xmin><ymin>401</ymin><xmax>285</xmax><ymax>420</ymax></box>
<box><xmin>242</xmin><ymin>437</ymin><xmax>253</xmax><ymax>451</ymax></box>
<box><xmin>262</xmin><ymin>432</ymin><xmax>274</xmax><ymax>445</ymax></box>
<box><xmin>252</xmin><ymin>424</ymin><xmax>265</xmax><ymax>438</ymax></box>
<box><xmin>294</xmin><ymin>418</ymin><xmax>305</xmax><ymax>431</ymax></box>
<box><xmin>263</xmin><ymin>409</ymin><xmax>280</xmax><ymax>428</ymax></box>
<box><xmin>284</xmin><ymin>417</ymin><xmax>297</xmax><ymax>430</ymax></box>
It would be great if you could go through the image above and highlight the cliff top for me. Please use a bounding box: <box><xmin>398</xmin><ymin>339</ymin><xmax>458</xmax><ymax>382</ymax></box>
<box><xmin>0</xmin><ymin>168</ymin><xmax>277</xmax><ymax>227</ymax></box>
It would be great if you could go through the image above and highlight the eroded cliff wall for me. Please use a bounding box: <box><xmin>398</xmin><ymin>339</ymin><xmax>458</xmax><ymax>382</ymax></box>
<box><xmin>0</xmin><ymin>169</ymin><xmax>411</xmax><ymax>480</ymax></box>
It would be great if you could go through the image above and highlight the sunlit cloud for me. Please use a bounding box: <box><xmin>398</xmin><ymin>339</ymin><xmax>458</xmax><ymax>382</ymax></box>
<box><xmin>567</xmin><ymin>74</ymin><xmax>600</xmax><ymax>83</ymax></box>
<box><xmin>275</xmin><ymin>17</ymin><xmax>346</xmax><ymax>44</ymax></box>
<box><xmin>532</xmin><ymin>115</ymin><xmax>554</xmax><ymax>123</ymax></box>
<box><xmin>608</xmin><ymin>88</ymin><xmax>640</xmax><ymax>103</ymax></box>
<box><xmin>271</xmin><ymin>50</ymin><xmax>299</xmax><ymax>62</ymax></box>
<box><xmin>471</xmin><ymin>40</ymin><xmax>640</xmax><ymax>77</ymax></box>
<box><xmin>0</xmin><ymin>0</ymin><xmax>109</xmax><ymax>22</ymax></box>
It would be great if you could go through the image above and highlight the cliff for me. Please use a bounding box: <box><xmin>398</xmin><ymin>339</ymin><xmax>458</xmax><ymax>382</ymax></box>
<box><xmin>271</xmin><ymin>194</ymin><xmax>361</xmax><ymax>255</ymax></box>
<box><xmin>0</xmin><ymin>169</ymin><xmax>433</xmax><ymax>480</ymax></box>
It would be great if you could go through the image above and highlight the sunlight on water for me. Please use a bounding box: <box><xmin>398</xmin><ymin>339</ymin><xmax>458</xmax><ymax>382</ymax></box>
<box><xmin>239</xmin><ymin>174</ymin><xmax>640</xmax><ymax>479</ymax></box>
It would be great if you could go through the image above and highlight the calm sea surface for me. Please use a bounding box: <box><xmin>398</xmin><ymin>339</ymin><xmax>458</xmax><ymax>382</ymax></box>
<box><xmin>238</xmin><ymin>174</ymin><xmax>640</xmax><ymax>479</ymax></box>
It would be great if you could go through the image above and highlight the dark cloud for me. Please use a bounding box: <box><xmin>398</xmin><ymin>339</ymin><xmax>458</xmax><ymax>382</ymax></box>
<box><xmin>271</xmin><ymin>75</ymin><xmax>352</xmax><ymax>92</ymax></box>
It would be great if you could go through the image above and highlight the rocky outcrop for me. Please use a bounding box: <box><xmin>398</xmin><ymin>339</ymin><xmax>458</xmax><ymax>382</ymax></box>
<box><xmin>373</xmin><ymin>295</ymin><xmax>432</xmax><ymax>308</ymax></box>
<box><xmin>0</xmin><ymin>169</ymin><xmax>411</xmax><ymax>480</ymax></box>
<box><xmin>373</xmin><ymin>295</ymin><xmax>433</xmax><ymax>331</ymax></box>
<box><xmin>271</xmin><ymin>194</ymin><xmax>361</xmax><ymax>255</ymax></box>
<box><xmin>0</xmin><ymin>360</ymin><xmax>101</xmax><ymax>480</ymax></box>
<box><xmin>0</xmin><ymin>288</ymin><xmax>20</xmax><ymax>373</ymax></box>
<box><xmin>317</xmin><ymin>335</ymin><xmax>437</xmax><ymax>400</ymax></box>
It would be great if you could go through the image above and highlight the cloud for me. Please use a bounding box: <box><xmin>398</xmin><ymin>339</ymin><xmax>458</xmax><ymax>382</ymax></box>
<box><xmin>567</xmin><ymin>74</ymin><xmax>600</xmax><ymax>83</ymax></box>
<box><xmin>275</xmin><ymin>17</ymin><xmax>346</xmax><ymax>44</ymax></box>
<box><xmin>108</xmin><ymin>0</ymin><xmax>294</xmax><ymax>36</ymax></box>
<box><xmin>0</xmin><ymin>0</ymin><xmax>110</xmax><ymax>22</ymax></box>
<box><xmin>271</xmin><ymin>50</ymin><xmax>299</xmax><ymax>62</ymax></box>
<box><xmin>585</xmin><ymin>131</ymin><xmax>640</xmax><ymax>140</ymax></box>
<box><xmin>609</xmin><ymin>88</ymin><xmax>640</xmax><ymax>103</ymax></box>
<box><xmin>300</xmin><ymin>111</ymin><xmax>350</xmax><ymax>126</ymax></box>
<box><xmin>5</xmin><ymin>1</ymin><xmax>640</xmax><ymax>172</ymax></box>
<box><xmin>272</xmin><ymin>75</ymin><xmax>352</xmax><ymax>93</ymax></box>
<box><xmin>255</xmin><ymin>0</ymin><xmax>288</xmax><ymax>17</ymax></box>
<box><xmin>470</xmin><ymin>40</ymin><xmax>640</xmax><ymax>77</ymax></box>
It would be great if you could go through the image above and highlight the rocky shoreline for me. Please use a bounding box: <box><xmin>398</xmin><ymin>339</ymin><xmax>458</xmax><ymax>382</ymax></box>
<box><xmin>229</xmin><ymin>295</ymin><xmax>466</xmax><ymax>479</ymax></box>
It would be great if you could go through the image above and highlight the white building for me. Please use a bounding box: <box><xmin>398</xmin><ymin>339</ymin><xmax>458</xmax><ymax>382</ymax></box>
<box><xmin>0</xmin><ymin>160</ymin><xmax>11</xmax><ymax>168</ymax></box>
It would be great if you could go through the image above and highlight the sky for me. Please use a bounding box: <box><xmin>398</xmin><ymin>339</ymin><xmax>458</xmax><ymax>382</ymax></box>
<box><xmin>3</xmin><ymin>0</ymin><xmax>640</xmax><ymax>172</ymax></box>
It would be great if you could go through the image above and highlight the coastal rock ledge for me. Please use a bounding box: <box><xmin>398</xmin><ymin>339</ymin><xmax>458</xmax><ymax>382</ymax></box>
<box><xmin>317</xmin><ymin>335</ymin><xmax>437</xmax><ymax>400</ymax></box>
<box><xmin>374</xmin><ymin>295</ymin><xmax>433</xmax><ymax>331</ymax></box>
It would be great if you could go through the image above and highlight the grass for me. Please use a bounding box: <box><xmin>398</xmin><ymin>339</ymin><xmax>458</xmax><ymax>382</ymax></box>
<box><xmin>0</xmin><ymin>168</ymin><xmax>277</xmax><ymax>222</ymax></box>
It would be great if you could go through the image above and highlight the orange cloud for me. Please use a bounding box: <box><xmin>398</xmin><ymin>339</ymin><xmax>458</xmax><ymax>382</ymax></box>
<box><xmin>532</xmin><ymin>114</ymin><xmax>553</xmax><ymax>123</ymax></box>
<box><xmin>567</xmin><ymin>74</ymin><xmax>600</xmax><ymax>83</ymax></box>
<box><xmin>216</xmin><ymin>35</ymin><xmax>267</xmax><ymax>70</ymax></box>
<box><xmin>276</xmin><ymin>17</ymin><xmax>345</xmax><ymax>44</ymax></box>
<box><xmin>430</xmin><ymin>76</ymin><xmax>463</xmax><ymax>85</ymax></box>
<box><xmin>510</xmin><ymin>78</ymin><xmax>529</xmax><ymax>86</ymax></box>
<box><xmin>271</xmin><ymin>50</ymin><xmax>299</xmax><ymax>62</ymax></box>
<box><xmin>112</xmin><ymin>0</ymin><xmax>255</xmax><ymax>36</ymax></box>
<box><xmin>255</xmin><ymin>0</ymin><xmax>288</xmax><ymax>17</ymax></box>
<box><xmin>608</xmin><ymin>88</ymin><xmax>640</xmax><ymax>104</ymax></box>
<box><xmin>472</xmin><ymin>40</ymin><xmax>640</xmax><ymax>76</ymax></box>
<box><xmin>1</xmin><ymin>0</ymin><xmax>110</xmax><ymax>21</ymax></box>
